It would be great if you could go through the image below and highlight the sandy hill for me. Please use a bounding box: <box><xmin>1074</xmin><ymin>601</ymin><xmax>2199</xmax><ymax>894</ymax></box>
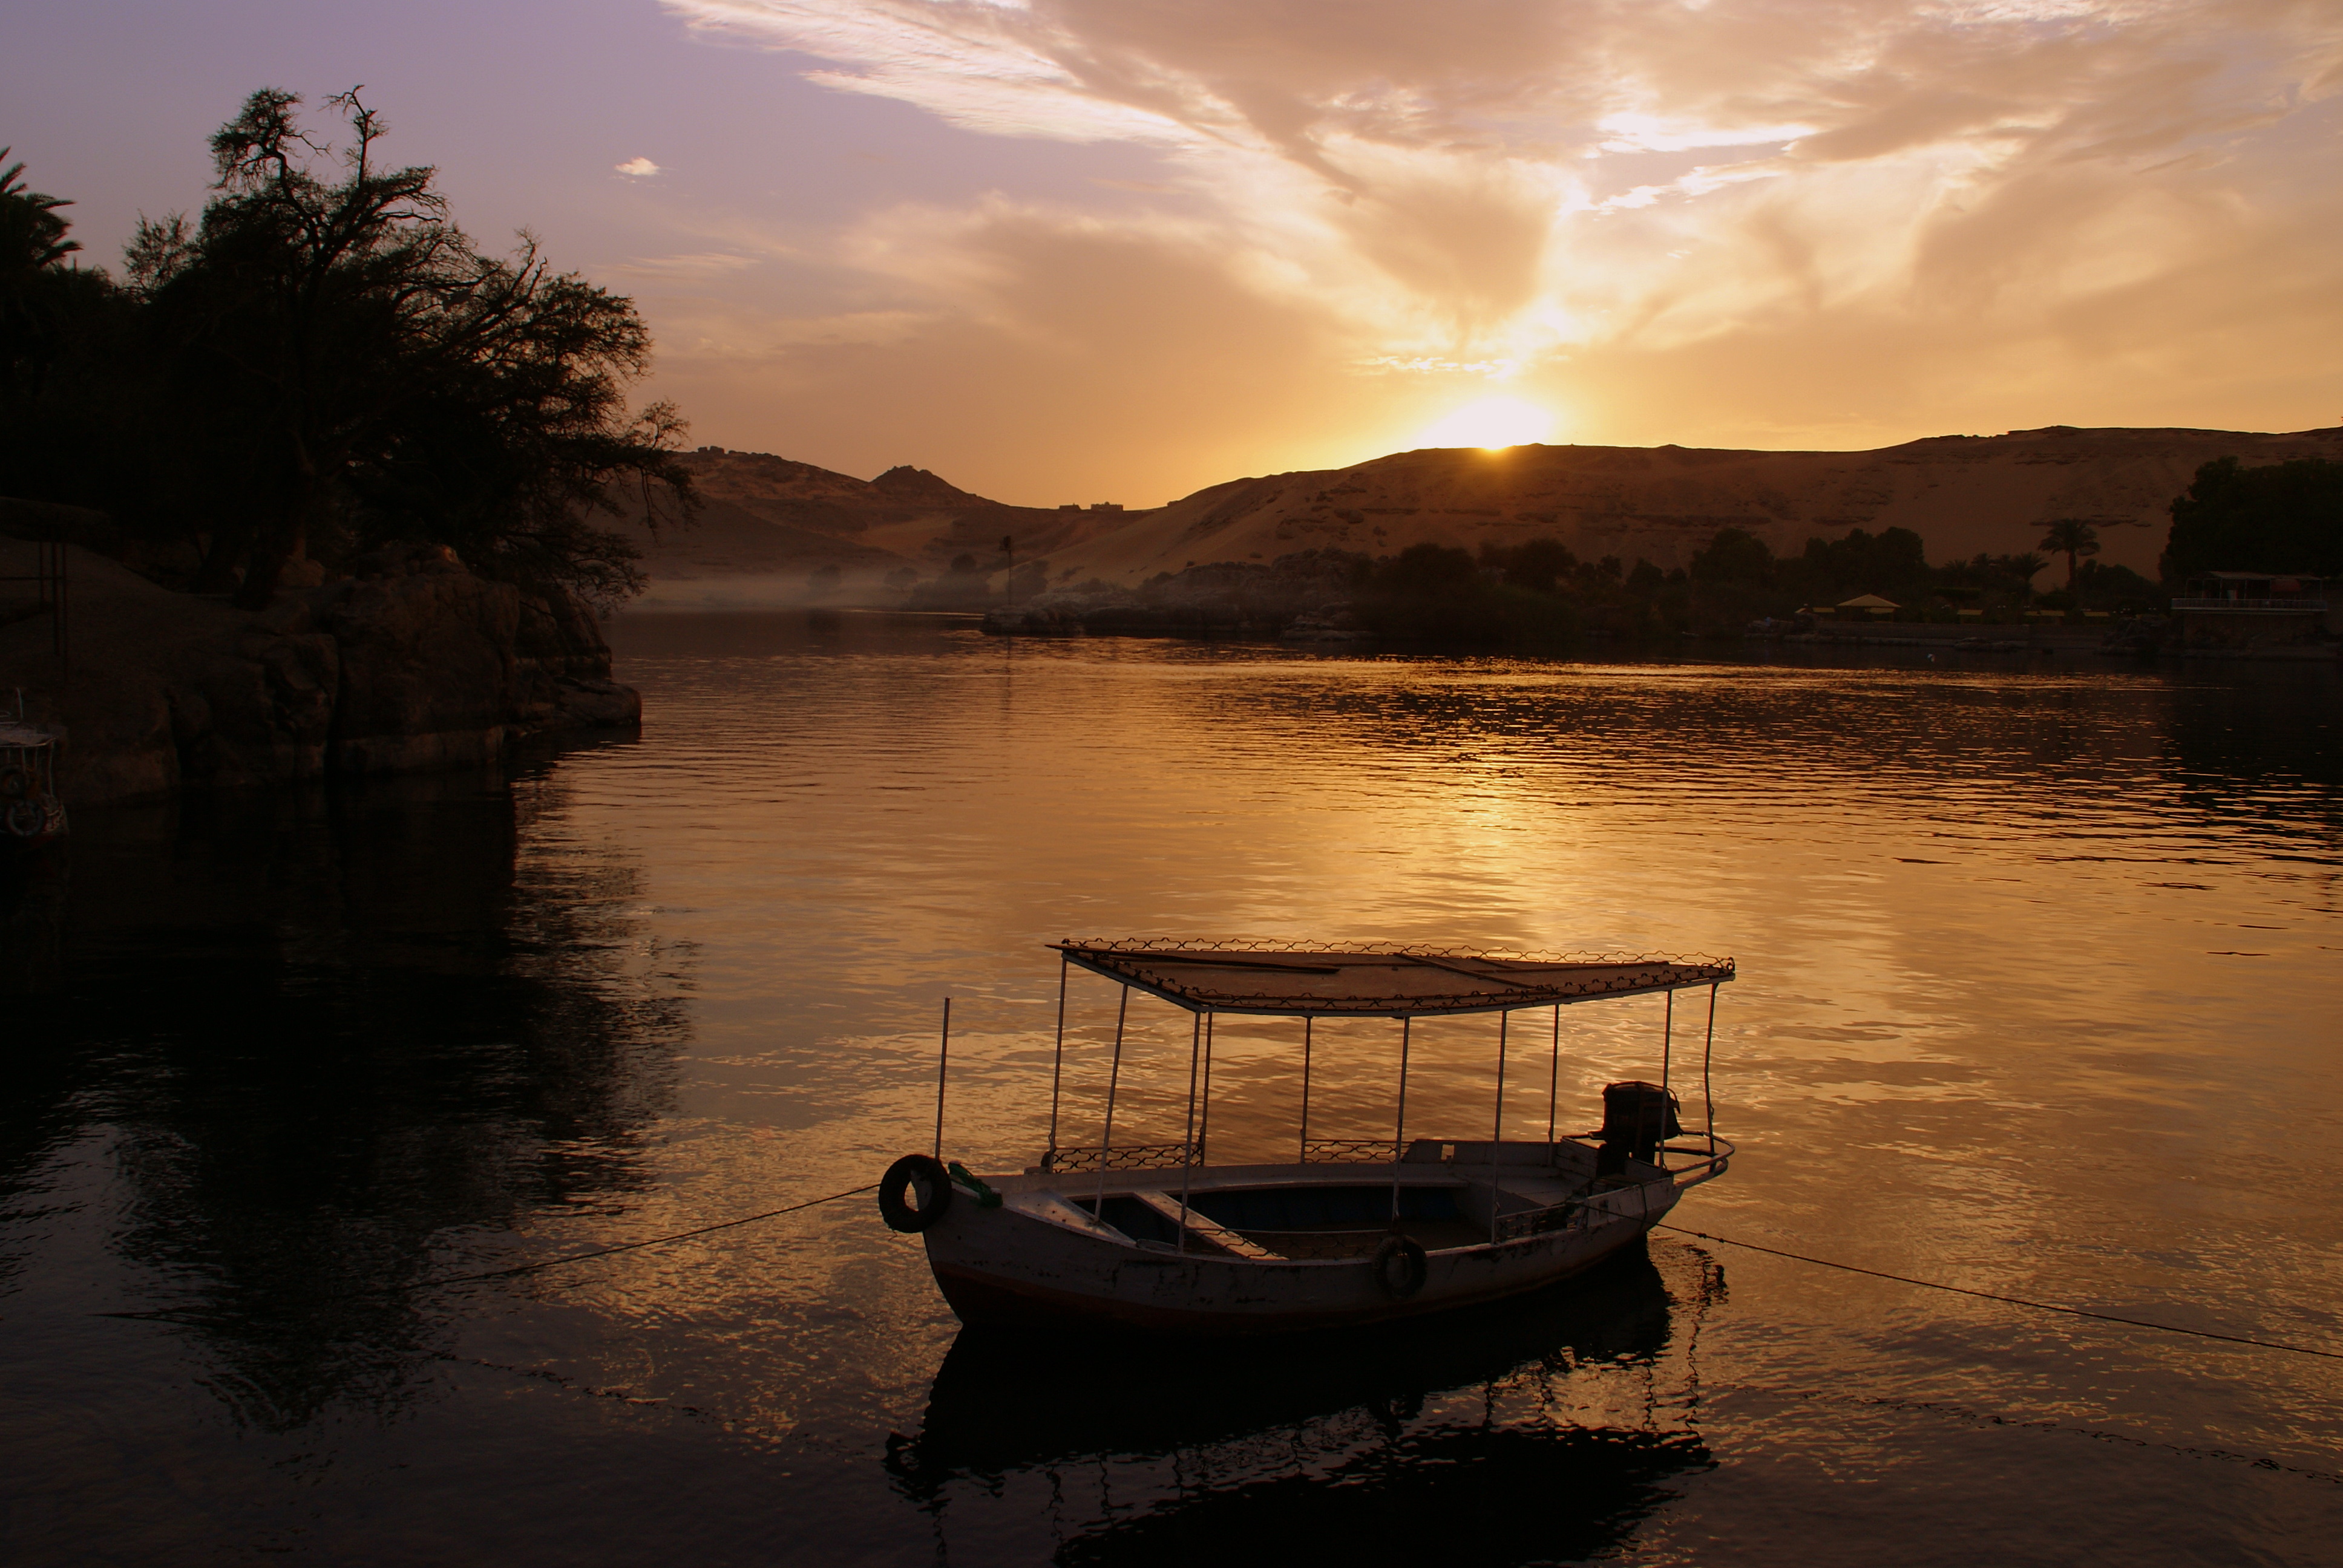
<box><xmin>609</xmin><ymin>448</ymin><xmax>1124</xmax><ymax>601</ymax></box>
<box><xmin>617</xmin><ymin>426</ymin><xmax>2342</xmax><ymax>602</ymax></box>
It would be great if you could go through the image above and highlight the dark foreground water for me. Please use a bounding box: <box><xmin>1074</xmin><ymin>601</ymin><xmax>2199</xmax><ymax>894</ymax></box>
<box><xmin>4</xmin><ymin>614</ymin><xmax>2339</xmax><ymax>1565</ymax></box>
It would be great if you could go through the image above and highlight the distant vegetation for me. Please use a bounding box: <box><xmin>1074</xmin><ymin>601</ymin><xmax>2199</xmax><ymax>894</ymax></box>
<box><xmin>2163</xmin><ymin>456</ymin><xmax>2343</xmax><ymax>580</ymax></box>
<box><xmin>1295</xmin><ymin>521</ymin><xmax>2160</xmax><ymax>648</ymax></box>
<box><xmin>0</xmin><ymin>90</ymin><xmax>694</xmax><ymax>609</ymax></box>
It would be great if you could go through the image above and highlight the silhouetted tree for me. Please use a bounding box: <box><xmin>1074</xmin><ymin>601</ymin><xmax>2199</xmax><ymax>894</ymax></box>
<box><xmin>1478</xmin><ymin>536</ymin><xmax>1575</xmax><ymax>593</ymax></box>
<box><xmin>2163</xmin><ymin>456</ymin><xmax>2343</xmax><ymax>581</ymax></box>
<box><xmin>2000</xmin><ymin>551</ymin><xmax>2046</xmax><ymax>595</ymax></box>
<box><xmin>128</xmin><ymin>88</ymin><xmax>693</xmax><ymax>607</ymax></box>
<box><xmin>0</xmin><ymin>151</ymin><xmax>83</xmax><ymax>391</ymax></box>
<box><xmin>2037</xmin><ymin>518</ymin><xmax>2100</xmax><ymax>592</ymax></box>
<box><xmin>1687</xmin><ymin>527</ymin><xmax>1774</xmax><ymax>584</ymax></box>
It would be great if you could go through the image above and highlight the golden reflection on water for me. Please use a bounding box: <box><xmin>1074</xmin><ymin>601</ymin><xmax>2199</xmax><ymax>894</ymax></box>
<box><xmin>6</xmin><ymin>612</ymin><xmax>2339</xmax><ymax>1564</ymax></box>
<box><xmin>582</xmin><ymin>621</ymin><xmax>2342</xmax><ymax>1423</ymax></box>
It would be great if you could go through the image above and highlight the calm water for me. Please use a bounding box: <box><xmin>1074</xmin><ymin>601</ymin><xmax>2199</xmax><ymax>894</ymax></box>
<box><xmin>3</xmin><ymin>614</ymin><xmax>2339</xmax><ymax>1564</ymax></box>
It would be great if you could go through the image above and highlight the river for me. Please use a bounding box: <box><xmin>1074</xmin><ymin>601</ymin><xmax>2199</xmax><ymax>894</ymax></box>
<box><xmin>3</xmin><ymin>612</ymin><xmax>2338</xmax><ymax>1564</ymax></box>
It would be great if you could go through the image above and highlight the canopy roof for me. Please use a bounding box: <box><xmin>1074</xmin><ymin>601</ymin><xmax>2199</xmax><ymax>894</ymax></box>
<box><xmin>1054</xmin><ymin>939</ymin><xmax>1734</xmax><ymax>1018</ymax></box>
<box><xmin>1836</xmin><ymin>593</ymin><xmax>1899</xmax><ymax>609</ymax></box>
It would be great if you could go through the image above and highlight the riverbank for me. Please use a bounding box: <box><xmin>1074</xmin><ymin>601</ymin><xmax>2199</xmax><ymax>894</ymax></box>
<box><xmin>0</xmin><ymin>524</ymin><xmax>640</xmax><ymax>807</ymax></box>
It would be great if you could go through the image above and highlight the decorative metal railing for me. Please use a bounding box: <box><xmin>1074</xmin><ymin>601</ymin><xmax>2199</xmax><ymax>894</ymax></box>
<box><xmin>1299</xmin><ymin>1138</ymin><xmax>1401</xmax><ymax>1164</ymax></box>
<box><xmin>1038</xmin><ymin>1142</ymin><xmax>1196</xmax><ymax>1174</ymax></box>
<box><xmin>2170</xmin><ymin>598</ymin><xmax>2327</xmax><ymax>611</ymax></box>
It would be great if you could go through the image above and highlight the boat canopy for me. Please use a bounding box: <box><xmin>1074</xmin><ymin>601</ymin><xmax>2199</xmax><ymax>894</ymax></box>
<box><xmin>1052</xmin><ymin>939</ymin><xmax>1733</xmax><ymax>1018</ymax></box>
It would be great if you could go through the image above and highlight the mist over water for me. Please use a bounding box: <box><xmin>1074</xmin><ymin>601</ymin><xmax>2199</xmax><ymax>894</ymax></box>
<box><xmin>3</xmin><ymin>612</ymin><xmax>2338</xmax><ymax>1564</ymax></box>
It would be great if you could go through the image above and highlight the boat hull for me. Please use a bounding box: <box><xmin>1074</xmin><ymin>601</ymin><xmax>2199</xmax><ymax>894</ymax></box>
<box><xmin>918</xmin><ymin>1157</ymin><xmax>1702</xmax><ymax>1336</ymax></box>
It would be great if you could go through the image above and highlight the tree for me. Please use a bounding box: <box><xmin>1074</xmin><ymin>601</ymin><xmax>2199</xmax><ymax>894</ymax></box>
<box><xmin>1687</xmin><ymin>526</ymin><xmax>1774</xmax><ymax>584</ymax></box>
<box><xmin>130</xmin><ymin>89</ymin><xmax>693</xmax><ymax>607</ymax></box>
<box><xmin>1479</xmin><ymin>536</ymin><xmax>1575</xmax><ymax>593</ymax></box>
<box><xmin>0</xmin><ymin>150</ymin><xmax>84</xmax><ymax>390</ymax></box>
<box><xmin>2037</xmin><ymin>518</ymin><xmax>2100</xmax><ymax>593</ymax></box>
<box><xmin>2163</xmin><ymin>456</ymin><xmax>2343</xmax><ymax>581</ymax></box>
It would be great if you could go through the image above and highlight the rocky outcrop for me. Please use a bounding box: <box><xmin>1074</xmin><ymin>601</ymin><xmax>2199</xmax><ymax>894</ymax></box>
<box><xmin>0</xmin><ymin>525</ymin><xmax>640</xmax><ymax>808</ymax></box>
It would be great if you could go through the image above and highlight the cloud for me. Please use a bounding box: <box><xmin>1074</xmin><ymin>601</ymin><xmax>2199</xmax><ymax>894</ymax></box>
<box><xmin>646</xmin><ymin>0</ymin><xmax>2343</xmax><ymax>485</ymax></box>
<box><xmin>614</xmin><ymin>156</ymin><xmax>663</xmax><ymax>178</ymax></box>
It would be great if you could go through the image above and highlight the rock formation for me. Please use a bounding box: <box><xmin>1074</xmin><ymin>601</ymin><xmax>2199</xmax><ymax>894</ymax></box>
<box><xmin>0</xmin><ymin>514</ymin><xmax>638</xmax><ymax>807</ymax></box>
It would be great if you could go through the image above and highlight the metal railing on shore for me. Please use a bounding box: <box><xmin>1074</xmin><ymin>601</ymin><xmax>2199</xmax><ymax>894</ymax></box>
<box><xmin>2171</xmin><ymin>598</ymin><xmax>2328</xmax><ymax>611</ymax></box>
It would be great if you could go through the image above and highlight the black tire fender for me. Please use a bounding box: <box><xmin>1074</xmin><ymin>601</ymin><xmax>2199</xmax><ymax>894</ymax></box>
<box><xmin>878</xmin><ymin>1154</ymin><xmax>954</xmax><ymax>1233</ymax></box>
<box><xmin>1370</xmin><ymin>1235</ymin><xmax>1429</xmax><ymax>1299</ymax></box>
<box><xmin>5</xmin><ymin>799</ymin><xmax>42</xmax><ymax>837</ymax></box>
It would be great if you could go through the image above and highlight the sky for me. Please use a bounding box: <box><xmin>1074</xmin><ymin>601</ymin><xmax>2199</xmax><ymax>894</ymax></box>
<box><xmin>7</xmin><ymin>0</ymin><xmax>2341</xmax><ymax>506</ymax></box>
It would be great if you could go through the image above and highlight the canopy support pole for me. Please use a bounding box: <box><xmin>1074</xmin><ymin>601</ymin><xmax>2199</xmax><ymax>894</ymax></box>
<box><xmin>932</xmin><ymin>997</ymin><xmax>951</xmax><ymax>1160</ymax></box>
<box><xmin>1391</xmin><ymin>1016</ymin><xmax>1412</xmax><ymax>1223</ymax></box>
<box><xmin>1178</xmin><ymin>1010</ymin><xmax>1202</xmax><ymax>1253</ymax></box>
<box><xmin>1298</xmin><ymin>1016</ymin><xmax>1314</xmax><ymax>1162</ymax></box>
<box><xmin>1491</xmin><ymin>1009</ymin><xmax>1508</xmax><ymax>1242</ymax></box>
<box><xmin>1198</xmin><ymin>1013</ymin><xmax>1216</xmax><ymax>1165</ymax></box>
<box><xmin>1093</xmin><ymin>986</ymin><xmax>1129</xmax><ymax>1213</ymax></box>
<box><xmin>1547</xmin><ymin>1005</ymin><xmax>1561</xmax><ymax>1146</ymax></box>
<box><xmin>1045</xmin><ymin>955</ymin><xmax>1069</xmax><ymax>1166</ymax></box>
<box><xmin>1702</xmin><ymin>982</ymin><xmax>1719</xmax><ymax>1157</ymax></box>
<box><xmin>1657</xmin><ymin>990</ymin><xmax>1673</xmax><ymax>1172</ymax></box>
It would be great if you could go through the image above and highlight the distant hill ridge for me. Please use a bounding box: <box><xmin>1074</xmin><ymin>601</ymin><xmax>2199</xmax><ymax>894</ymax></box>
<box><xmin>620</xmin><ymin>426</ymin><xmax>2343</xmax><ymax>593</ymax></box>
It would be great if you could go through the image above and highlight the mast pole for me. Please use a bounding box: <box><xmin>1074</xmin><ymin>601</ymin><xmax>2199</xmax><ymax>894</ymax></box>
<box><xmin>932</xmin><ymin>997</ymin><xmax>951</xmax><ymax>1160</ymax></box>
<box><xmin>1093</xmin><ymin>986</ymin><xmax>1129</xmax><ymax>1213</ymax></box>
<box><xmin>1045</xmin><ymin>954</ymin><xmax>1069</xmax><ymax>1167</ymax></box>
<box><xmin>1391</xmin><ymin>1016</ymin><xmax>1412</xmax><ymax>1223</ymax></box>
<box><xmin>1178</xmin><ymin>1009</ymin><xmax>1202</xmax><ymax>1253</ymax></box>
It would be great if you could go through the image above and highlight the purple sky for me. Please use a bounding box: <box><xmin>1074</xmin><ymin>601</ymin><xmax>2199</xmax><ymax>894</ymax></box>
<box><xmin>10</xmin><ymin>1</ymin><xmax>2341</xmax><ymax>505</ymax></box>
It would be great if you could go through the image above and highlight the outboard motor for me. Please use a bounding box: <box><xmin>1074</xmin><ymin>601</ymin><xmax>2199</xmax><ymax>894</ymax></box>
<box><xmin>1596</xmin><ymin>1080</ymin><xmax>1683</xmax><ymax>1177</ymax></box>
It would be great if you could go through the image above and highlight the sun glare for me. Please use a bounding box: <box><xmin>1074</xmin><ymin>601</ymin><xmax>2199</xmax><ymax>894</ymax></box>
<box><xmin>1411</xmin><ymin>396</ymin><xmax>1557</xmax><ymax>451</ymax></box>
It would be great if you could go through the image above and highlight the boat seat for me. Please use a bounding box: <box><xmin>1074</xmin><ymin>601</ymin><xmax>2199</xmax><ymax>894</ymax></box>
<box><xmin>1129</xmin><ymin>1191</ymin><xmax>1280</xmax><ymax>1260</ymax></box>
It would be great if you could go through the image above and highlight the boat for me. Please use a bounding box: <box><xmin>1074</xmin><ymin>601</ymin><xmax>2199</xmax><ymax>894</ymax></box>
<box><xmin>877</xmin><ymin>938</ymin><xmax>1735</xmax><ymax>1334</ymax></box>
<box><xmin>0</xmin><ymin>690</ymin><xmax>67</xmax><ymax>852</ymax></box>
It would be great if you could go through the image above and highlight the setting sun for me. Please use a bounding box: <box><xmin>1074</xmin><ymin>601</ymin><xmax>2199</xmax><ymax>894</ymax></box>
<box><xmin>1411</xmin><ymin>396</ymin><xmax>1558</xmax><ymax>451</ymax></box>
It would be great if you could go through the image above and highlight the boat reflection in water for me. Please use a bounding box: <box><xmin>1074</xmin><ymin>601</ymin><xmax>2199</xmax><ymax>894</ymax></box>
<box><xmin>886</xmin><ymin>1243</ymin><xmax>1720</xmax><ymax>1563</ymax></box>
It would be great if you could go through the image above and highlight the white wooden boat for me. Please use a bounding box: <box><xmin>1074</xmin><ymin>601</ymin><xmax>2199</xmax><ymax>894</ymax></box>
<box><xmin>879</xmin><ymin>939</ymin><xmax>1735</xmax><ymax>1335</ymax></box>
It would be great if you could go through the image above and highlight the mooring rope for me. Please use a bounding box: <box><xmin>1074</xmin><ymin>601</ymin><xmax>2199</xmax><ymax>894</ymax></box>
<box><xmin>1656</xmin><ymin>1222</ymin><xmax>2343</xmax><ymax>1363</ymax></box>
<box><xmin>415</xmin><ymin>1182</ymin><xmax>882</xmax><ymax>1291</ymax></box>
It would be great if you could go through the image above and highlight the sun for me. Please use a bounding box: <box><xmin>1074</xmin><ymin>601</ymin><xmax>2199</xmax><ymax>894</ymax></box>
<box><xmin>1411</xmin><ymin>395</ymin><xmax>1557</xmax><ymax>451</ymax></box>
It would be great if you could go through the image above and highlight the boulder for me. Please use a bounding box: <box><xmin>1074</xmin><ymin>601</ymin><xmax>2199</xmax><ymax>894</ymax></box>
<box><xmin>0</xmin><ymin>530</ymin><xmax>642</xmax><ymax>807</ymax></box>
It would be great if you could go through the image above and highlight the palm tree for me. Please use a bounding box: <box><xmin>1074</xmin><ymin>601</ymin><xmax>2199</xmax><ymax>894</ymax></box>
<box><xmin>1993</xmin><ymin>552</ymin><xmax>2047</xmax><ymax>598</ymax></box>
<box><xmin>0</xmin><ymin>151</ymin><xmax>82</xmax><ymax>390</ymax></box>
<box><xmin>2038</xmin><ymin>518</ymin><xmax>2101</xmax><ymax>593</ymax></box>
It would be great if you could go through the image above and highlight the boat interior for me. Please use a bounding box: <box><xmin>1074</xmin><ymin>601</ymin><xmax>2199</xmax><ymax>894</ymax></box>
<box><xmin>1049</xmin><ymin>1135</ymin><xmax>1697</xmax><ymax>1262</ymax></box>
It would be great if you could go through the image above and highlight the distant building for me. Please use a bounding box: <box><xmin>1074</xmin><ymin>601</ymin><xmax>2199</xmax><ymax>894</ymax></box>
<box><xmin>1089</xmin><ymin>503</ymin><xmax>1124</xmax><ymax>512</ymax></box>
<box><xmin>1835</xmin><ymin>593</ymin><xmax>1899</xmax><ymax>619</ymax></box>
<box><xmin>2171</xmin><ymin>572</ymin><xmax>2333</xmax><ymax>650</ymax></box>
<box><xmin>1058</xmin><ymin>503</ymin><xmax>1082</xmax><ymax>511</ymax></box>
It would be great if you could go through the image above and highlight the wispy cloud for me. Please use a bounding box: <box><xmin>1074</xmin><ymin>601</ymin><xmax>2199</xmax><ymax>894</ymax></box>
<box><xmin>648</xmin><ymin>0</ymin><xmax>2343</xmax><ymax>473</ymax></box>
<box><xmin>614</xmin><ymin>156</ymin><xmax>663</xmax><ymax>178</ymax></box>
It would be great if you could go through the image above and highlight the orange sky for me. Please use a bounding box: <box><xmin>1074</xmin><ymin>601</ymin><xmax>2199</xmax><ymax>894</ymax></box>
<box><xmin>13</xmin><ymin>2</ymin><xmax>2342</xmax><ymax>506</ymax></box>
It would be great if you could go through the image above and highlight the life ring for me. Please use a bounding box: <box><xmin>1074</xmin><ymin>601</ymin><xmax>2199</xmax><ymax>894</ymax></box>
<box><xmin>0</xmin><ymin>768</ymin><xmax>28</xmax><ymax>800</ymax></box>
<box><xmin>5</xmin><ymin>799</ymin><xmax>43</xmax><ymax>838</ymax></box>
<box><xmin>1370</xmin><ymin>1234</ymin><xmax>1429</xmax><ymax>1299</ymax></box>
<box><xmin>878</xmin><ymin>1154</ymin><xmax>954</xmax><ymax>1233</ymax></box>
